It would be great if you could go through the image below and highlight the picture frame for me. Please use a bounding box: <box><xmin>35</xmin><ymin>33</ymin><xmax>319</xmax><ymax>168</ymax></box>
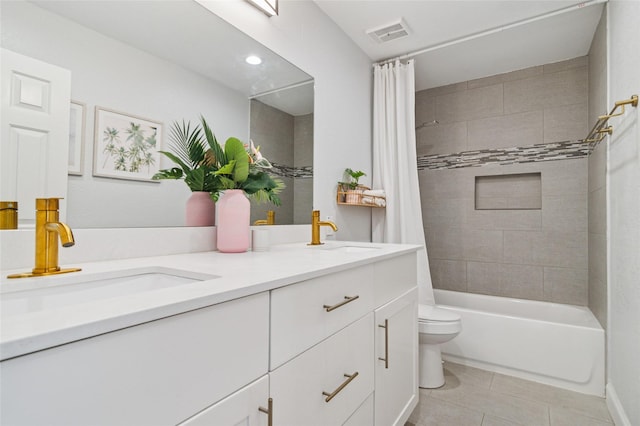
<box><xmin>93</xmin><ymin>107</ymin><xmax>162</xmax><ymax>182</ymax></box>
<box><xmin>68</xmin><ymin>101</ymin><xmax>86</xmax><ymax>175</ymax></box>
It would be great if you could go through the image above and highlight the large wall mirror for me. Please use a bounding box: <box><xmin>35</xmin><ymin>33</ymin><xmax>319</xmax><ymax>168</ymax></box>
<box><xmin>0</xmin><ymin>0</ymin><xmax>313</xmax><ymax>228</ymax></box>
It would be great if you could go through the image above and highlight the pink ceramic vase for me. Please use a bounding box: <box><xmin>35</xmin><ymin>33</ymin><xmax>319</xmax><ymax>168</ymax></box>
<box><xmin>185</xmin><ymin>191</ymin><xmax>215</xmax><ymax>227</ymax></box>
<box><xmin>216</xmin><ymin>189</ymin><xmax>250</xmax><ymax>253</ymax></box>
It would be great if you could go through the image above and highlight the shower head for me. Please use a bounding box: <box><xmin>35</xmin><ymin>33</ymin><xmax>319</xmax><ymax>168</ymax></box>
<box><xmin>416</xmin><ymin>120</ymin><xmax>439</xmax><ymax>130</ymax></box>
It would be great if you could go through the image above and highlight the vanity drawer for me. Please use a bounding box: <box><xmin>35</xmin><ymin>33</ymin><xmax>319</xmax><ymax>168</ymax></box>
<box><xmin>270</xmin><ymin>264</ymin><xmax>374</xmax><ymax>368</ymax></box>
<box><xmin>0</xmin><ymin>293</ymin><xmax>269</xmax><ymax>426</ymax></box>
<box><xmin>373</xmin><ymin>253</ymin><xmax>417</xmax><ymax>308</ymax></box>
<box><xmin>344</xmin><ymin>392</ymin><xmax>374</xmax><ymax>426</ymax></box>
<box><xmin>270</xmin><ymin>313</ymin><xmax>374</xmax><ymax>426</ymax></box>
<box><xmin>179</xmin><ymin>375</ymin><xmax>269</xmax><ymax>426</ymax></box>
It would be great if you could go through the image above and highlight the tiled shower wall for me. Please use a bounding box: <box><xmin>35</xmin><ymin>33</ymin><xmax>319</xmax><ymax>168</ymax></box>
<box><xmin>251</xmin><ymin>100</ymin><xmax>294</xmax><ymax>225</ymax></box>
<box><xmin>250</xmin><ymin>100</ymin><xmax>313</xmax><ymax>225</ymax></box>
<box><xmin>293</xmin><ymin>114</ymin><xmax>314</xmax><ymax>224</ymax></box>
<box><xmin>417</xmin><ymin>57</ymin><xmax>590</xmax><ymax>305</ymax></box>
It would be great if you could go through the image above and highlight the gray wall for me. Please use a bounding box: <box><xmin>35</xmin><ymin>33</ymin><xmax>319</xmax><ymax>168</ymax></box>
<box><xmin>587</xmin><ymin>10</ymin><xmax>608</xmax><ymax>328</ymax></box>
<box><xmin>417</xmin><ymin>57</ymin><xmax>590</xmax><ymax>305</ymax></box>
<box><xmin>607</xmin><ymin>1</ymin><xmax>640</xmax><ymax>423</ymax></box>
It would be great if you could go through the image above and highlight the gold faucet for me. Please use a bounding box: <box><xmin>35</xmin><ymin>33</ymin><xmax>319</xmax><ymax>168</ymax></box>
<box><xmin>309</xmin><ymin>210</ymin><xmax>338</xmax><ymax>245</ymax></box>
<box><xmin>0</xmin><ymin>201</ymin><xmax>18</xmax><ymax>229</ymax></box>
<box><xmin>254</xmin><ymin>210</ymin><xmax>275</xmax><ymax>226</ymax></box>
<box><xmin>7</xmin><ymin>198</ymin><xmax>81</xmax><ymax>279</ymax></box>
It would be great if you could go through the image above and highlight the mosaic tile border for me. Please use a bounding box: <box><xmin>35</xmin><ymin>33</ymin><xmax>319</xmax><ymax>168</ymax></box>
<box><xmin>270</xmin><ymin>163</ymin><xmax>313</xmax><ymax>179</ymax></box>
<box><xmin>417</xmin><ymin>140</ymin><xmax>593</xmax><ymax>171</ymax></box>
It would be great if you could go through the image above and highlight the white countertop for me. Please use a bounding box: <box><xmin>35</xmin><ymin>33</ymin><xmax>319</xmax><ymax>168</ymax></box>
<box><xmin>0</xmin><ymin>241</ymin><xmax>419</xmax><ymax>361</ymax></box>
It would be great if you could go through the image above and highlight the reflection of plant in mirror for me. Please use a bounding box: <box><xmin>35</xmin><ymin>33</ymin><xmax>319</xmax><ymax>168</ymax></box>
<box><xmin>101</xmin><ymin>123</ymin><xmax>157</xmax><ymax>173</ymax></box>
<box><xmin>153</xmin><ymin>117</ymin><xmax>284</xmax><ymax>205</ymax></box>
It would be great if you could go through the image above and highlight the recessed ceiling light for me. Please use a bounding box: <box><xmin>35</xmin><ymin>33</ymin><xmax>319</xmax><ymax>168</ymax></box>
<box><xmin>246</xmin><ymin>55</ymin><xmax>262</xmax><ymax>65</ymax></box>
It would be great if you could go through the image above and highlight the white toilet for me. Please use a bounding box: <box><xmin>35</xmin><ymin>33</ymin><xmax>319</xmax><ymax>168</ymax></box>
<box><xmin>418</xmin><ymin>304</ymin><xmax>462</xmax><ymax>388</ymax></box>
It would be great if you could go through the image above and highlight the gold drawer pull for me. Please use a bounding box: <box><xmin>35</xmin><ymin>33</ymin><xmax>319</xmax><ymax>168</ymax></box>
<box><xmin>323</xmin><ymin>295</ymin><xmax>359</xmax><ymax>312</ymax></box>
<box><xmin>258</xmin><ymin>398</ymin><xmax>273</xmax><ymax>426</ymax></box>
<box><xmin>378</xmin><ymin>319</ymin><xmax>389</xmax><ymax>369</ymax></box>
<box><xmin>322</xmin><ymin>372</ymin><xmax>359</xmax><ymax>402</ymax></box>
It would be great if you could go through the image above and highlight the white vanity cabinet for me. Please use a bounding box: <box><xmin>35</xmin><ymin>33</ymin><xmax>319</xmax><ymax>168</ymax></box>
<box><xmin>373</xmin><ymin>254</ymin><xmax>419</xmax><ymax>426</ymax></box>
<box><xmin>0</xmin><ymin>292</ymin><xmax>270</xmax><ymax>426</ymax></box>
<box><xmin>374</xmin><ymin>288</ymin><xmax>419</xmax><ymax>426</ymax></box>
<box><xmin>269</xmin><ymin>264</ymin><xmax>376</xmax><ymax>425</ymax></box>
<box><xmin>0</xmin><ymin>248</ymin><xmax>419</xmax><ymax>426</ymax></box>
<box><xmin>269</xmin><ymin>252</ymin><xmax>418</xmax><ymax>426</ymax></box>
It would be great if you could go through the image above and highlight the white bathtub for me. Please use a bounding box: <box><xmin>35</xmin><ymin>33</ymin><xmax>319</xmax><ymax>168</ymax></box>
<box><xmin>435</xmin><ymin>289</ymin><xmax>605</xmax><ymax>396</ymax></box>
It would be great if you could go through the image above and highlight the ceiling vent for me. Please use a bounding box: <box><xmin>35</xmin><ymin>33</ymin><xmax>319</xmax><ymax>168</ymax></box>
<box><xmin>366</xmin><ymin>19</ymin><xmax>410</xmax><ymax>43</ymax></box>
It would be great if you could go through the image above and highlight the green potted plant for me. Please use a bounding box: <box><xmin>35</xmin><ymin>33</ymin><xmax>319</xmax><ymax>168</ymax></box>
<box><xmin>153</xmin><ymin>116</ymin><xmax>283</xmax><ymax>228</ymax></box>
<box><xmin>338</xmin><ymin>168</ymin><xmax>366</xmax><ymax>203</ymax></box>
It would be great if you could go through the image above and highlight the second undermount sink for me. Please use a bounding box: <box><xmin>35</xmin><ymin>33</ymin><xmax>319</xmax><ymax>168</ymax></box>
<box><xmin>323</xmin><ymin>245</ymin><xmax>381</xmax><ymax>253</ymax></box>
<box><xmin>1</xmin><ymin>267</ymin><xmax>218</xmax><ymax>316</ymax></box>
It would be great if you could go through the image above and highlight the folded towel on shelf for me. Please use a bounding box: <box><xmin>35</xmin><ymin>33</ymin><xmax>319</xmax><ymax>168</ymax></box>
<box><xmin>362</xmin><ymin>189</ymin><xmax>386</xmax><ymax>197</ymax></box>
<box><xmin>362</xmin><ymin>196</ymin><xmax>386</xmax><ymax>207</ymax></box>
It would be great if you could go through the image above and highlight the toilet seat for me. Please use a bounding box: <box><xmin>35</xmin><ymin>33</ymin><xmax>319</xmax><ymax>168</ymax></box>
<box><xmin>418</xmin><ymin>304</ymin><xmax>461</xmax><ymax>322</ymax></box>
<box><xmin>418</xmin><ymin>304</ymin><xmax>461</xmax><ymax>334</ymax></box>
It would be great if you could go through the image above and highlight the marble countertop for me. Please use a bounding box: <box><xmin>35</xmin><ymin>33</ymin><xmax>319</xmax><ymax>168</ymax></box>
<box><xmin>0</xmin><ymin>241</ymin><xmax>419</xmax><ymax>361</ymax></box>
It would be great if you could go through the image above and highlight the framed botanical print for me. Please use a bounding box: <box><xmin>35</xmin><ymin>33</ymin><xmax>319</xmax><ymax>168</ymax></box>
<box><xmin>93</xmin><ymin>107</ymin><xmax>162</xmax><ymax>181</ymax></box>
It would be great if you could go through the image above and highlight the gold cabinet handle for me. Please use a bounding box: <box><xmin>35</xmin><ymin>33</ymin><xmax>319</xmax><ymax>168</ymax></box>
<box><xmin>258</xmin><ymin>397</ymin><xmax>273</xmax><ymax>426</ymax></box>
<box><xmin>323</xmin><ymin>295</ymin><xmax>359</xmax><ymax>312</ymax></box>
<box><xmin>322</xmin><ymin>372</ymin><xmax>359</xmax><ymax>402</ymax></box>
<box><xmin>378</xmin><ymin>319</ymin><xmax>389</xmax><ymax>369</ymax></box>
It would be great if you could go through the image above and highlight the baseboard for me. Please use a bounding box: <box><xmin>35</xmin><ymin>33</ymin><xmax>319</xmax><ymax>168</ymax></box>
<box><xmin>606</xmin><ymin>383</ymin><xmax>632</xmax><ymax>426</ymax></box>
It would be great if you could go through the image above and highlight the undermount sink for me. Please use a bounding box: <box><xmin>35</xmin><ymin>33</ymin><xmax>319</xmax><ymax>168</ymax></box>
<box><xmin>1</xmin><ymin>267</ymin><xmax>218</xmax><ymax>316</ymax></box>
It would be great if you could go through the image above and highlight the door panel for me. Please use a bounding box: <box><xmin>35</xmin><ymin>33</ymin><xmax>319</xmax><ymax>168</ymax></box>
<box><xmin>1</xmin><ymin>48</ymin><xmax>71</xmax><ymax>225</ymax></box>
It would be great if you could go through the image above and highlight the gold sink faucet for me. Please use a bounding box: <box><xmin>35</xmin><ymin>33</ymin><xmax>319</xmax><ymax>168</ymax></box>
<box><xmin>7</xmin><ymin>198</ymin><xmax>81</xmax><ymax>279</ymax></box>
<box><xmin>0</xmin><ymin>201</ymin><xmax>18</xmax><ymax>229</ymax></box>
<box><xmin>309</xmin><ymin>210</ymin><xmax>338</xmax><ymax>245</ymax></box>
<box><xmin>254</xmin><ymin>210</ymin><xmax>275</xmax><ymax>226</ymax></box>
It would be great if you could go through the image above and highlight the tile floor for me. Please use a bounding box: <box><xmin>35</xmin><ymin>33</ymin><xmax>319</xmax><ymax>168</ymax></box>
<box><xmin>406</xmin><ymin>362</ymin><xmax>613</xmax><ymax>426</ymax></box>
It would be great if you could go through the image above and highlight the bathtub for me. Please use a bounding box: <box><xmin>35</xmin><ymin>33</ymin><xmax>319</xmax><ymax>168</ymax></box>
<box><xmin>435</xmin><ymin>289</ymin><xmax>605</xmax><ymax>396</ymax></box>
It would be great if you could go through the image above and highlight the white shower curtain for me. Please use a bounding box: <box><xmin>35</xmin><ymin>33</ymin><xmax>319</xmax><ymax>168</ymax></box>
<box><xmin>372</xmin><ymin>59</ymin><xmax>435</xmax><ymax>305</ymax></box>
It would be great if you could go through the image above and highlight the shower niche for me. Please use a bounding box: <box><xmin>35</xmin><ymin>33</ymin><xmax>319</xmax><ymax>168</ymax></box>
<box><xmin>474</xmin><ymin>172</ymin><xmax>542</xmax><ymax>210</ymax></box>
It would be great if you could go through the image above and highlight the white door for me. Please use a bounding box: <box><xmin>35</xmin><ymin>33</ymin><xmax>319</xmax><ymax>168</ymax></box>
<box><xmin>374</xmin><ymin>288</ymin><xmax>419</xmax><ymax>426</ymax></box>
<box><xmin>179</xmin><ymin>375</ymin><xmax>270</xmax><ymax>426</ymax></box>
<box><xmin>1</xmin><ymin>48</ymin><xmax>71</xmax><ymax>226</ymax></box>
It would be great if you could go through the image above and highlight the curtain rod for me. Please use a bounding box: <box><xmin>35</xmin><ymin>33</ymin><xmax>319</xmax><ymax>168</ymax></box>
<box><xmin>373</xmin><ymin>0</ymin><xmax>607</xmax><ymax>67</ymax></box>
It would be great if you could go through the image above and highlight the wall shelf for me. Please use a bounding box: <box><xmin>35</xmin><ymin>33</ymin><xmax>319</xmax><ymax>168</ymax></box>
<box><xmin>336</xmin><ymin>186</ymin><xmax>386</xmax><ymax>208</ymax></box>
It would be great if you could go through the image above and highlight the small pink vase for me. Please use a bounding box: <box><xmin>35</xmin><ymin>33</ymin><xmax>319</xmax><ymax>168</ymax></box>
<box><xmin>185</xmin><ymin>191</ymin><xmax>215</xmax><ymax>227</ymax></box>
<box><xmin>216</xmin><ymin>189</ymin><xmax>250</xmax><ymax>253</ymax></box>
